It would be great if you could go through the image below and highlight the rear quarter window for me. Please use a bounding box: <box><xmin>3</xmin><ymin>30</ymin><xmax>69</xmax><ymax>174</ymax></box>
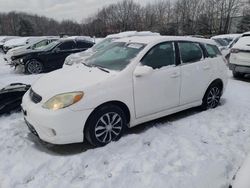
<box><xmin>205</xmin><ymin>44</ymin><xmax>222</xmax><ymax>58</ymax></box>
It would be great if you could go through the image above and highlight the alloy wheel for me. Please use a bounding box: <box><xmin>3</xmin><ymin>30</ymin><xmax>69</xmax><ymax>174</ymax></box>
<box><xmin>94</xmin><ymin>112</ymin><xmax>123</xmax><ymax>144</ymax></box>
<box><xmin>27</xmin><ymin>60</ymin><xmax>43</xmax><ymax>74</ymax></box>
<box><xmin>207</xmin><ymin>86</ymin><xmax>221</xmax><ymax>108</ymax></box>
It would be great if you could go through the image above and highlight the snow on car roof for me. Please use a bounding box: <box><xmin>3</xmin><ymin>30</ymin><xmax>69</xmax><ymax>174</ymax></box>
<box><xmin>61</xmin><ymin>36</ymin><xmax>94</xmax><ymax>43</ymax></box>
<box><xmin>115</xmin><ymin>35</ymin><xmax>217</xmax><ymax>46</ymax></box>
<box><xmin>233</xmin><ymin>35</ymin><xmax>250</xmax><ymax>50</ymax></box>
<box><xmin>4</xmin><ymin>37</ymin><xmax>42</xmax><ymax>47</ymax></box>
<box><xmin>242</xmin><ymin>31</ymin><xmax>250</xmax><ymax>36</ymax></box>
<box><xmin>106</xmin><ymin>31</ymin><xmax>160</xmax><ymax>39</ymax></box>
<box><xmin>4</xmin><ymin>37</ymin><xmax>30</xmax><ymax>47</ymax></box>
<box><xmin>211</xmin><ymin>34</ymin><xmax>242</xmax><ymax>39</ymax></box>
<box><xmin>0</xmin><ymin>36</ymin><xmax>19</xmax><ymax>42</ymax></box>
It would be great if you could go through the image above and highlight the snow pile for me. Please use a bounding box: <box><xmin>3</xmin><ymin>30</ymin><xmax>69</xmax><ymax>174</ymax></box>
<box><xmin>0</xmin><ymin>53</ymin><xmax>250</xmax><ymax>188</ymax></box>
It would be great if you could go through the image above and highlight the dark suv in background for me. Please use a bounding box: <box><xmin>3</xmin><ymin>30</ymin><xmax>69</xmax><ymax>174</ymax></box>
<box><xmin>7</xmin><ymin>37</ymin><xmax>94</xmax><ymax>74</ymax></box>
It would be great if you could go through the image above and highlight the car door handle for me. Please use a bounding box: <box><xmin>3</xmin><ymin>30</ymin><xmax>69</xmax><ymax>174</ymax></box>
<box><xmin>170</xmin><ymin>72</ymin><xmax>180</xmax><ymax>78</ymax></box>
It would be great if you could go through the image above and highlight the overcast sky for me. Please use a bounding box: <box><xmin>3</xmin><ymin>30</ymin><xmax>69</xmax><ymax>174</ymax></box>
<box><xmin>0</xmin><ymin>0</ymin><xmax>152</xmax><ymax>22</ymax></box>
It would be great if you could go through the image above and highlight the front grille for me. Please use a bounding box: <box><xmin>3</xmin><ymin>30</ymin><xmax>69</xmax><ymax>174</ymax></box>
<box><xmin>29</xmin><ymin>88</ymin><xmax>42</xmax><ymax>104</ymax></box>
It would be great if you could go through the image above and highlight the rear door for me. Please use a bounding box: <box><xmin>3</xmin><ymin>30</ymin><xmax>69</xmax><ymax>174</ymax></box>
<box><xmin>178</xmin><ymin>41</ymin><xmax>212</xmax><ymax>105</ymax></box>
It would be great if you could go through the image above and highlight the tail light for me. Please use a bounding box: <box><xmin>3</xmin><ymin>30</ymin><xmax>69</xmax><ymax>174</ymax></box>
<box><xmin>231</xmin><ymin>48</ymin><xmax>240</xmax><ymax>53</ymax></box>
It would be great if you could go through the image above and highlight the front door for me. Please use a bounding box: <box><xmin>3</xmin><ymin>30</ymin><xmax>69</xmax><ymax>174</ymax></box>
<box><xmin>133</xmin><ymin>42</ymin><xmax>181</xmax><ymax>118</ymax></box>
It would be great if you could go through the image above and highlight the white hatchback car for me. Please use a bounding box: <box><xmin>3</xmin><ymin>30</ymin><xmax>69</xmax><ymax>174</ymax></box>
<box><xmin>22</xmin><ymin>36</ymin><xmax>228</xmax><ymax>146</ymax></box>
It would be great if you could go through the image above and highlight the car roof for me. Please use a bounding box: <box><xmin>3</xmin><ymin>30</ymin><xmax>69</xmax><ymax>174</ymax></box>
<box><xmin>211</xmin><ymin>34</ymin><xmax>242</xmax><ymax>39</ymax></box>
<box><xmin>242</xmin><ymin>31</ymin><xmax>250</xmax><ymax>37</ymax></box>
<box><xmin>115</xmin><ymin>36</ymin><xmax>217</xmax><ymax>46</ymax></box>
<box><xmin>59</xmin><ymin>37</ymin><xmax>94</xmax><ymax>43</ymax></box>
<box><xmin>106</xmin><ymin>31</ymin><xmax>160</xmax><ymax>39</ymax></box>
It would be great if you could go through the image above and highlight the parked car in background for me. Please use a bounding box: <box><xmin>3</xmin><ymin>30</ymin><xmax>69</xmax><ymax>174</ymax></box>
<box><xmin>229</xmin><ymin>154</ymin><xmax>250</xmax><ymax>188</ymax></box>
<box><xmin>212</xmin><ymin>34</ymin><xmax>242</xmax><ymax>44</ymax></box>
<box><xmin>22</xmin><ymin>36</ymin><xmax>228</xmax><ymax>147</ymax></box>
<box><xmin>63</xmin><ymin>31</ymin><xmax>160</xmax><ymax>67</ymax></box>
<box><xmin>3</xmin><ymin>37</ymin><xmax>42</xmax><ymax>53</ymax></box>
<box><xmin>4</xmin><ymin>37</ymin><xmax>59</xmax><ymax>63</ymax></box>
<box><xmin>0</xmin><ymin>36</ymin><xmax>19</xmax><ymax>52</ymax></box>
<box><xmin>211</xmin><ymin>34</ymin><xmax>243</xmax><ymax>63</ymax></box>
<box><xmin>8</xmin><ymin>37</ymin><xmax>94</xmax><ymax>74</ymax></box>
<box><xmin>229</xmin><ymin>33</ymin><xmax>250</xmax><ymax>78</ymax></box>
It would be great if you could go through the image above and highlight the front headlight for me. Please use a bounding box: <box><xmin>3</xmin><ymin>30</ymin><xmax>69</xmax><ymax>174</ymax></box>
<box><xmin>42</xmin><ymin>92</ymin><xmax>84</xmax><ymax>110</ymax></box>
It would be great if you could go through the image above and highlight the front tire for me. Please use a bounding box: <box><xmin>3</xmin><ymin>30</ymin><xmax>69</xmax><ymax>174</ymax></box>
<box><xmin>84</xmin><ymin>105</ymin><xmax>127</xmax><ymax>147</ymax></box>
<box><xmin>25</xmin><ymin>59</ymin><xmax>44</xmax><ymax>74</ymax></box>
<box><xmin>201</xmin><ymin>83</ymin><xmax>222</xmax><ymax>110</ymax></box>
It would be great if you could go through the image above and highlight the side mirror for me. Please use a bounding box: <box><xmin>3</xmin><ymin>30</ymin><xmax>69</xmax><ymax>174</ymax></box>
<box><xmin>134</xmin><ymin>65</ymin><xmax>153</xmax><ymax>77</ymax></box>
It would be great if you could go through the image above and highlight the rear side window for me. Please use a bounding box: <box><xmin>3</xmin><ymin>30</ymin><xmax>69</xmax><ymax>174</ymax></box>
<box><xmin>178</xmin><ymin>42</ymin><xmax>203</xmax><ymax>63</ymax></box>
<box><xmin>141</xmin><ymin>42</ymin><xmax>175</xmax><ymax>69</ymax></box>
<box><xmin>205</xmin><ymin>44</ymin><xmax>222</xmax><ymax>58</ymax></box>
<box><xmin>58</xmin><ymin>41</ymin><xmax>76</xmax><ymax>50</ymax></box>
<box><xmin>77</xmin><ymin>41</ymin><xmax>93</xmax><ymax>49</ymax></box>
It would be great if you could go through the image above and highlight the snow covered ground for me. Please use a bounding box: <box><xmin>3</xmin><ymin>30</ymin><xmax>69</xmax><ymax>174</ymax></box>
<box><xmin>0</xmin><ymin>53</ymin><xmax>250</xmax><ymax>188</ymax></box>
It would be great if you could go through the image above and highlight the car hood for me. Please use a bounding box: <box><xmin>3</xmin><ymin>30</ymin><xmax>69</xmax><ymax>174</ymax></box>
<box><xmin>32</xmin><ymin>65</ymin><xmax>115</xmax><ymax>101</ymax></box>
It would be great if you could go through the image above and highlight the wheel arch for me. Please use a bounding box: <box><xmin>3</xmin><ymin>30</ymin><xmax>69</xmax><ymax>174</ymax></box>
<box><xmin>203</xmin><ymin>78</ymin><xmax>224</xmax><ymax>99</ymax></box>
<box><xmin>84</xmin><ymin>100</ymin><xmax>131</xmax><ymax>131</ymax></box>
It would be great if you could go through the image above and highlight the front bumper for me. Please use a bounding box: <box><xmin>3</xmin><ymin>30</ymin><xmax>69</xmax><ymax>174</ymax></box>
<box><xmin>229</xmin><ymin>63</ymin><xmax>250</xmax><ymax>74</ymax></box>
<box><xmin>22</xmin><ymin>92</ymin><xmax>93</xmax><ymax>145</ymax></box>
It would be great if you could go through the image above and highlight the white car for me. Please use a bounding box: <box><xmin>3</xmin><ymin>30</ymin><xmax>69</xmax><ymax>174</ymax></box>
<box><xmin>21</xmin><ymin>36</ymin><xmax>228</xmax><ymax>147</ymax></box>
<box><xmin>229</xmin><ymin>154</ymin><xmax>250</xmax><ymax>188</ymax></box>
<box><xmin>3</xmin><ymin>37</ymin><xmax>42</xmax><ymax>53</ymax></box>
<box><xmin>229</xmin><ymin>32</ymin><xmax>250</xmax><ymax>78</ymax></box>
<box><xmin>0</xmin><ymin>36</ymin><xmax>19</xmax><ymax>51</ymax></box>
<box><xmin>63</xmin><ymin>31</ymin><xmax>160</xmax><ymax>67</ymax></box>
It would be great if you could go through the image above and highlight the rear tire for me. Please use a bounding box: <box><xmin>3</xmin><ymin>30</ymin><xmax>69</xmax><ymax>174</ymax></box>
<box><xmin>84</xmin><ymin>105</ymin><xmax>127</xmax><ymax>147</ymax></box>
<box><xmin>201</xmin><ymin>83</ymin><xmax>222</xmax><ymax>110</ymax></box>
<box><xmin>25</xmin><ymin>59</ymin><xmax>43</xmax><ymax>74</ymax></box>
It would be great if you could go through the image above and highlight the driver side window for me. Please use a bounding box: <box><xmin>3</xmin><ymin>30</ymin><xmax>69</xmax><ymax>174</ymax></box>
<box><xmin>141</xmin><ymin>42</ymin><xmax>175</xmax><ymax>69</ymax></box>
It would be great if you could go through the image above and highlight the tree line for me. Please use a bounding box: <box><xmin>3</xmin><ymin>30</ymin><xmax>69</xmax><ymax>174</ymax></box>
<box><xmin>0</xmin><ymin>0</ymin><xmax>249</xmax><ymax>37</ymax></box>
<box><xmin>0</xmin><ymin>12</ymin><xmax>82</xmax><ymax>36</ymax></box>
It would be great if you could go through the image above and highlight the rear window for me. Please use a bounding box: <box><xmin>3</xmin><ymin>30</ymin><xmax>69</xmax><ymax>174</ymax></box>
<box><xmin>205</xmin><ymin>44</ymin><xmax>222</xmax><ymax>58</ymax></box>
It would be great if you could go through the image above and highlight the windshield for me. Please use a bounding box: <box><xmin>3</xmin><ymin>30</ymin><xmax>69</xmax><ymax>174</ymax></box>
<box><xmin>86</xmin><ymin>42</ymin><xmax>145</xmax><ymax>71</ymax></box>
<box><xmin>36</xmin><ymin>40</ymin><xmax>60</xmax><ymax>51</ymax></box>
<box><xmin>92</xmin><ymin>38</ymin><xmax>116</xmax><ymax>52</ymax></box>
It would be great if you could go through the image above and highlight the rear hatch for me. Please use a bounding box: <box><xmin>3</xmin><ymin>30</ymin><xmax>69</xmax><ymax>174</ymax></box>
<box><xmin>231</xmin><ymin>36</ymin><xmax>250</xmax><ymax>66</ymax></box>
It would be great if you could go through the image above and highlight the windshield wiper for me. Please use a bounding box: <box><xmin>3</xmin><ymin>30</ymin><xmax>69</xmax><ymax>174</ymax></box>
<box><xmin>81</xmin><ymin>62</ymin><xmax>92</xmax><ymax>68</ymax></box>
<box><xmin>82</xmin><ymin>62</ymin><xmax>110</xmax><ymax>73</ymax></box>
<box><xmin>90</xmin><ymin>64</ymin><xmax>110</xmax><ymax>73</ymax></box>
